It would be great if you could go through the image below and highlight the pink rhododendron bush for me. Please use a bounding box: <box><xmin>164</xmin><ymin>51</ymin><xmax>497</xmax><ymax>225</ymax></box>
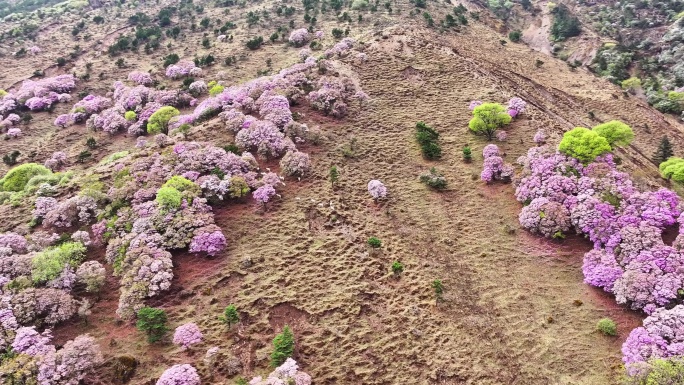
<box><xmin>514</xmin><ymin>136</ymin><xmax>684</xmax><ymax>376</ymax></box>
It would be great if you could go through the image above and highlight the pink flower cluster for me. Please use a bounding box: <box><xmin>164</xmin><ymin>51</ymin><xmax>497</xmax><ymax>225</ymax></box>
<box><xmin>189</xmin><ymin>226</ymin><xmax>227</xmax><ymax>256</ymax></box>
<box><xmin>480</xmin><ymin>144</ymin><xmax>514</xmax><ymax>183</ymax></box>
<box><xmin>507</xmin><ymin>97</ymin><xmax>526</xmax><ymax>118</ymax></box>
<box><xmin>249</xmin><ymin>358</ymin><xmax>312</xmax><ymax>385</ymax></box>
<box><xmin>11</xmin><ymin>327</ymin><xmax>102</xmax><ymax>383</ymax></box>
<box><xmin>128</xmin><ymin>71</ymin><xmax>154</xmax><ymax>86</ymax></box>
<box><xmin>368</xmin><ymin>180</ymin><xmax>387</xmax><ymax>200</ymax></box>
<box><xmin>165</xmin><ymin>60</ymin><xmax>202</xmax><ymax>79</ymax></box>
<box><xmin>173</xmin><ymin>322</ymin><xmax>203</xmax><ymax>349</ymax></box>
<box><xmin>289</xmin><ymin>28</ymin><xmax>311</xmax><ymax>47</ymax></box>
<box><xmin>2</xmin><ymin>75</ymin><xmax>76</xmax><ymax>113</ymax></box>
<box><xmin>157</xmin><ymin>364</ymin><xmax>200</xmax><ymax>385</ymax></box>
<box><xmin>44</xmin><ymin>151</ymin><xmax>67</xmax><ymax>171</ymax></box>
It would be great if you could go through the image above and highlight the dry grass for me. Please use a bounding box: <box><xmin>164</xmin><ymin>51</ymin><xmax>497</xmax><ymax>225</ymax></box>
<box><xmin>2</xmin><ymin>1</ymin><xmax>683</xmax><ymax>384</ymax></box>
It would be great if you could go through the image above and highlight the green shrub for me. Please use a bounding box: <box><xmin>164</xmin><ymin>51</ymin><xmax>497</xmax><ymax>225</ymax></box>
<box><xmin>550</xmin><ymin>3</ymin><xmax>581</xmax><ymax>41</ymax></box>
<box><xmin>596</xmin><ymin>318</ymin><xmax>617</xmax><ymax>336</ymax></box>
<box><xmin>270</xmin><ymin>325</ymin><xmax>294</xmax><ymax>367</ymax></box>
<box><xmin>628</xmin><ymin>358</ymin><xmax>684</xmax><ymax>385</ymax></box>
<box><xmin>659</xmin><ymin>157</ymin><xmax>684</xmax><ymax>183</ymax></box>
<box><xmin>558</xmin><ymin>127</ymin><xmax>611</xmax><ymax>163</ymax></box>
<box><xmin>245</xmin><ymin>36</ymin><xmax>264</xmax><ymax>50</ymax></box>
<box><xmin>432</xmin><ymin>279</ymin><xmax>444</xmax><ymax>300</ymax></box>
<box><xmin>124</xmin><ymin>111</ymin><xmax>137</xmax><ymax>121</ymax></box>
<box><xmin>0</xmin><ymin>163</ymin><xmax>52</xmax><ymax>192</ymax></box>
<box><xmin>508</xmin><ymin>30</ymin><xmax>521</xmax><ymax>42</ymax></box>
<box><xmin>162</xmin><ymin>176</ymin><xmax>200</xmax><ymax>195</ymax></box>
<box><xmin>367</xmin><ymin>237</ymin><xmax>381</xmax><ymax>248</ymax></box>
<box><xmin>462</xmin><ymin>145</ymin><xmax>472</xmax><ymax>162</ymax></box>
<box><xmin>2</xmin><ymin>151</ymin><xmax>20</xmax><ymax>166</ymax></box>
<box><xmin>209</xmin><ymin>84</ymin><xmax>225</xmax><ymax>96</ymax></box>
<box><xmin>391</xmin><ymin>261</ymin><xmax>404</xmax><ymax>275</ymax></box>
<box><xmin>592</xmin><ymin>120</ymin><xmax>634</xmax><ymax>146</ymax></box>
<box><xmin>653</xmin><ymin>136</ymin><xmax>674</xmax><ymax>166</ymax></box>
<box><xmin>136</xmin><ymin>307</ymin><xmax>168</xmax><ymax>343</ymax></box>
<box><xmin>147</xmin><ymin>106</ymin><xmax>180</xmax><ymax>134</ymax></box>
<box><xmin>220</xmin><ymin>305</ymin><xmax>239</xmax><ymax>327</ymax></box>
<box><xmin>329</xmin><ymin>166</ymin><xmax>339</xmax><ymax>187</ymax></box>
<box><xmin>420</xmin><ymin>167</ymin><xmax>447</xmax><ymax>189</ymax></box>
<box><xmin>101</xmin><ymin>151</ymin><xmax>130</xmax><ymax>165</ymax></box>
<box><xmin>31</xmin><ymin>242</ymin><xmax>87</xmax><ymax>284</ymax></box>
<box><xmin>156</xmin><ymin>186</ymin><xmax>182</xmax><ymax>209</ymax></box>
<box><xmin>468</xmin><ymin>103</ymin><xmax>512</xmax><ymax>141</ymax></box>
<box><xmin>415</xmin><ymin>121</ymin><xmax>441</xmax><ymax>159</ymax></box>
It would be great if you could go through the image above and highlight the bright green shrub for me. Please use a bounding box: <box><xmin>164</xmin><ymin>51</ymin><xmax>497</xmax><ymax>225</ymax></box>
<box><xmin>659</xmin><ymin>157</ymin><xmax>684</xmax><ymax>183</ymax></box>
<box><xmin>558</xmin><ymin>127</ymin><xmax>612</xmax><ymax>163</ymax></box>
<box><xmin>31</xmin><ymin>241</ymin><xmax>87</xmax><ymax>283</ymax></box>
<box><xmin>124</xmin><ymin>111</ymin><xmax>137</xmax><ymax>121</ymax></box>
<box><xmin>209</xmin><ymin>84</ymin><xmax>225</xmax><ymax>96</ymax></box>
<box><xmin>155</xmin><ymin>186</ymin><xmax>182</xmax><ymax>209</ymax></box>
<box><xmin>592</xmin><ymin>120</ymin><xmax>634</xmax><ymax>146</ymax></box>
<box><xmin>147</xmin><ymin>106</ymin><xmax>180</xmax><ymax>134</ymax></box>
<box><xmin>162</xmin><ymin>176</ymin><xmax>200</xmax><ymax>195</ymax></box>
<box><xmin>270</xmin><ymin>325</ymin><xmax>294</xmax><ymax>367</ymax></box>
<box><xmin>101</xmin><ymin>151</ymin><xmax>130</xmax><ymax>165</ymax></box>
<box><xmin>0</xmin><ymin>163</ymin><xmax>52</xmax><ymax>192</ymax></box>
<box><xmin>469</xmin><ymin>103</ymin><xmax>512</xmax><ymax>141</ymax></box>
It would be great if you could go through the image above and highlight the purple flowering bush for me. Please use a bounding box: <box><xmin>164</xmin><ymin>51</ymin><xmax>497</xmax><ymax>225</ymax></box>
<box><xmin>172</xmin><ymin>322</ymin><xmax>203</xmax><ymax>349</ymax></box>
<box><xmin>157</xmin><ymin>364</ymin><xmax>201</xmax><ymax>385</ymax></box>
<box><xmin>368</xmin><ymin>180</ymin><xmax>387</xmax><ymax>201</ymax></box>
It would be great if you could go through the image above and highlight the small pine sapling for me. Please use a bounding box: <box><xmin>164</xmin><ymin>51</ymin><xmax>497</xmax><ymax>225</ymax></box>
<box><xmin>221</xmin><ymin>305</ymin><xmax>239</xmax><ymax>328</ymax></box>
<box><xmin>270</xmin><ymin>325</ymin><xmax>295</xmax><ymax>367</ymax></box>
<box><xmin>432</xmin><ymin>279</ymin><xmax>444</xmax><ymax>301</ymax></box>
<box><xmin>329</xmin><ymin>166</ymin><xmax>339</xmax><ymax>188</ymax></box>
<box><xmin>462</xmin><ymin>145</ymin><xmax>472</xmax><ymax>162</ymax></box>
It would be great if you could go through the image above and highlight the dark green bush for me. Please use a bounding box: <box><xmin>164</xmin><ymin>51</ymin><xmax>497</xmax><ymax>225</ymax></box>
<box><xmin>367</xmin><ymin>237</ymin><xmax>381</xmax><ymax>248</ymax></box>
<box><xmin>270</xmin><ymin>326</ymin><xmax>294</xmax><ymax>367</ymax></box>
<box><xmin>135</xmin><ymin>307</ymin><xmax>168</xmax><ymax>343</ymax></box>
<box><xmin>415</xmin><ymin>121</ymin><xmax>441</xmax><ymax>159</ymax></box>
<box><xmin>245</xmin><ymin>36</ymin><xmax>264</xmax><ymax>50</ymax></box>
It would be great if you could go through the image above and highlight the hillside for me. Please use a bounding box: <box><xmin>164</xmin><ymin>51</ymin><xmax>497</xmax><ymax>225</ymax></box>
<box><xmin>1</xmin><ymin>0</ymin><xmax>684</xmax><ymax>384</ymax></box>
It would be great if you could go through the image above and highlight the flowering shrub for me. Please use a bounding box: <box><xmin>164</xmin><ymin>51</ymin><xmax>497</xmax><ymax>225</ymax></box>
<box><xmin>173</xmin><ymin>323</ymin><xmax>203</xmax><ymax>349</ymax></box>
<box><xmin>165</xmin><ymin>61</ymin><xmax>201</xmax><ymax>79</ymax></box>
<box><xmin>157</xmin><ymin>364</ymin><xmax>200</xmax><ymax>385</ymax></box>
<box><xmin>289</xmin><ymin>28</ymin><xmax>311</xmax><ymax>47</ymax></box>
<box><xmin>76</xmin><ymin>261</ymin><xmax>106</xmax><ymax>293</ymax></box>
<box><xmin>533</xmin><ymin>129</ymin><xmax>546</xmax><ymax>144</ymax></box>
<box><xmin>128</xmin><ymin>71</ymin><xmax>154</xmax><ymax>86</ymax></box>
<box><xmin>280</xmin><ymin>150</ymin><xmax>311</xmax><ymax>176</ymax></box>
<box><xmin>623</xmin><ymin>305</ymin><xmax>684</xmax><ymax>373</ymax></box>
<box><xmin>519</xmin><ymin>197</ymin><xmax>571</xmax><ymax>238</ymax></box>
<box><xmin>253</xmin><ymin>184</ymin><xmax>276</xmax><ymax>205</ymax></box>
<box><xmin>189</xmin><ymin>226</ymin><xmax>227</xmax><ymax>256</ymax></box>
<box><xmin>507</xmin><ymin>97</ymin><xmax>526</xmax><ymax>117</ymax></box>
<box><xmin>480</xmin><ymin>145</ymin><xmax>514</xmax><ymax>183</ymax></box>
<box><xmin>249</xmin><ymin>358</ymin><xmax>312</xmax><ymax>385</ymax></box>
<box><xmin>368</xmin><ymin>180</ymin><xmax>387</xmax><ymax>200</ymax></box>
<box><xmin>44</xmin><ymin>152</ymin><xmax>67</xmax><ymax>171</ymax></box>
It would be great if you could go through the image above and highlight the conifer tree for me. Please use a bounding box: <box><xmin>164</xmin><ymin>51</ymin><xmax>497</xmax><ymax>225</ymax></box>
<box><xmin>653</xmin><ymin>136</ymin><xmax>674</xmax><ymax>165</ymax></box>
